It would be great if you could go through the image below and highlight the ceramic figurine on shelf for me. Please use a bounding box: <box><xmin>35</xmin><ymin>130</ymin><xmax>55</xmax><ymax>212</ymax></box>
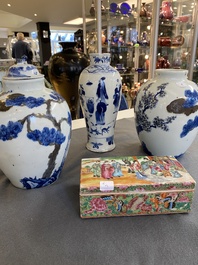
<box><xmin>140</xmin><ymin>31</ymin><xmax>150</xmax><ymax>46</ymax></box>
<box><xmin>0</xmin><ymin>61</ymin><xmax>71</xmax><ymax>189</ymax></box>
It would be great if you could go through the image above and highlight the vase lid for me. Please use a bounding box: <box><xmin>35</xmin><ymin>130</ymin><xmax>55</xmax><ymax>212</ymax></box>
<box><xmin>3</xmin><ymin>61</ymin><xmax>44</xmax><ymax>80</ymax></box>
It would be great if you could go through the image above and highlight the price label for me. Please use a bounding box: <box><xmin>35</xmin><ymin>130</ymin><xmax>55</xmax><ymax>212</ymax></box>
<box><xmin>100</xmin><ymin>181</ymin><xmax>114</xmax><ymax>191</ymax></box>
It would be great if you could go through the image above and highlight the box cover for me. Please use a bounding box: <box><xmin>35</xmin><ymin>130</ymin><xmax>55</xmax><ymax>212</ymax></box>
<box><xmin>80</xmin><ymin>156</ymin><xmax>196</xmax><ymax>218</ymax></box>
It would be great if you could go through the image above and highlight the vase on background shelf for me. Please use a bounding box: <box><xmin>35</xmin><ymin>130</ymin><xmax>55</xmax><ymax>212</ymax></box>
<box><xmin>101</xmin><ymin>1</ymin><xmax>106</xmax><ymax>13</ymax></box>
<box><xmin>79</xmin><ymin>53</ymin><xmax>122</xmax><ymax>152</ymax></box>
<box><xmin>134</xmin><ymin>69</ymin><xmax>198</xmax><ymax>157</ymax></box>
<box><xmin>173</xmin><ymin>52</ymin><xmax>182</xmax><ymax>69</ymax></box>
<box><xmin>140</xmin><ymin>2</ymin><xmax>147</xmax><ymax>18</ymax></box>
<box><xmin>159</xmin><ymin>1</ymin><xmax>174</xmax><ymax>20</ymax></box>
<box><xmin>48</xmin><ymin>42</ymin><xmax>89</xmax><ymax>120</ymax></box>
<box><xmin>156</xmin><ymin>56</ymin><xmax>171</xmax><ymax>69</ymax></box>
<box><xmin>0</xmin><ymin>62</ymin><xmax>71</xmax><ymax>189</ymax></box>
<box><xmin>140</xmin><ymin>31</ymin><xmax>150</xmax><ymax>46</ymax></box>
<box><xmin>90</xmin><ymin>0</ymin><xmax>95</xmax><ymax>17</ymax></box>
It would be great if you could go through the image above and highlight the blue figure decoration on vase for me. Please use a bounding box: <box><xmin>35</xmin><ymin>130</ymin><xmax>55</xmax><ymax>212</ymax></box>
<box><xmin>96</xmin><ymin>77</ymin><xmax>108</xmax><ymax>125</ymax></box>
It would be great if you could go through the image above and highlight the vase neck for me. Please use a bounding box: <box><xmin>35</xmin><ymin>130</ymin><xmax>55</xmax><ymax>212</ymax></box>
<box><xmin>155</xmin><ymin>69</ymin><xmax>188</xmax><ymax>79</ymax></box>
<box><xmin>89</xmin><ymin>53</ymin><xmax>111</xmax><ymax>66</ymax></box>
<box><xmin>60</xmin><ymin>42</ymin><xmax>77</xmax><ymax>50</ymax></box>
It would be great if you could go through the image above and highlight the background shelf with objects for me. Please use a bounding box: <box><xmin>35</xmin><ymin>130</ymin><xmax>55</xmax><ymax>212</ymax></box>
<box><xmin>83</xmin><ymin>0</ymin><xmax>198</xmax><ymax>108</ymax></box>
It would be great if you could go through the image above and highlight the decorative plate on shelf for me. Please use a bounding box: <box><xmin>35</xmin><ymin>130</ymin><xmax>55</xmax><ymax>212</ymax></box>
<box><xmin>110</xmin><ymin>3</ymin><xmax>119</xmax><ymax>13</ymax></box>
<box><xmin>120</xmin><ymin>2</ymin><xmax>131</xmax><ymax>15</ymax></box>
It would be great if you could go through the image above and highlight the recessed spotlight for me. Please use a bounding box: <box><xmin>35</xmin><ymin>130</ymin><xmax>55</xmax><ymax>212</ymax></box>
<box><xmin>34</xmin><ymin>14</ymin><xmax>37</xmax><ymax>16</ymax></box>
<box><xmin>7</xmin><ymin>4</ymin><xmax>11</xmax><ymax>7</ymax></box>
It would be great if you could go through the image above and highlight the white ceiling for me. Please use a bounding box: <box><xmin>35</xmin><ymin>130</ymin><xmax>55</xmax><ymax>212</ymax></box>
<box><xmin>0</xmin><ymin>0</ymin><xmax>87</xmax><ymax>34</ymax></box>
<box><xmin>0</xmin><ymin>0</ymin><xmax>141</xmax><ymax>34</ymax></box>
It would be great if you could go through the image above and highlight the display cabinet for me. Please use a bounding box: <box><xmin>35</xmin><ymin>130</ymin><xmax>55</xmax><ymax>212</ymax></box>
<box><xmin>83</xmin><ymin>0</ymin><xmax>198</xmax><ymax>106</ymax></box>
<box><xmin>134</xmin><ymin>0</ymin><xmax>198</xmax><ymax>83</ymax></box>
<box><xmin>84</xmin><ymin>0</ymin><xmax>139</xmax><ymax>108</ymax></box>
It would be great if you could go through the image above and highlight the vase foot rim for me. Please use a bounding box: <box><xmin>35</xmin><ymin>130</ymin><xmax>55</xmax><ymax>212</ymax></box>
<box><xmin>86</xmin><ymin>144</ymin><xmax>115</xmax><ymax>153</ymax></box>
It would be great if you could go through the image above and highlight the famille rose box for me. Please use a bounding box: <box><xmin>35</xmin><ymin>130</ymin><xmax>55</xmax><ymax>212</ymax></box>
<box><xmin>79</xmin><ymin>156</ymin><xmax>196</xmax><ymax>218</ymax></box>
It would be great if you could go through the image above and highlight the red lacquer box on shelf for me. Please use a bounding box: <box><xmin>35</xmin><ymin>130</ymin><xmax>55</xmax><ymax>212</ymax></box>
<box><xmin>79</xmin><ymin>156</ymin><xmax>196</xmax><ymax>218</ymax></box>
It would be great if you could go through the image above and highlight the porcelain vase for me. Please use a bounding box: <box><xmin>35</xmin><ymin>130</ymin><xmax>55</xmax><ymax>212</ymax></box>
<box><xmin>79</xmin><ymin>53</ymin><xmax>122</xmax><ymax>152</ymax></box>
<box><xmin>0</xmin><ymin>62</ymin><xmax>72</xmax><ymax>189</ymax></box>
<box><xmin>134</xmin><ymin>69</ymin><xmax>198</xmax><ymax>157</ymax></box>
<box><xmin>48</xmin><ymin>42</ymin><xmax>89</xmax><ymax>120</ymax></box>
<box><xmin>160</xmin><ymin>1</ymin><xmax>174</xmax><ymax>20</ymax></box>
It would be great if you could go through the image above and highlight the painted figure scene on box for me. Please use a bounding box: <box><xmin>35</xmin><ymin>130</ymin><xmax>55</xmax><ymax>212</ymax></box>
<box><xmin>80</xmin><ymin>156</ymin><xmax>195</xmax><ymax>192</ymax></box>
<box><xmin>80</xmin><ymin>156</ymin><xmax>195</xmax><ymax>218</ymax></box>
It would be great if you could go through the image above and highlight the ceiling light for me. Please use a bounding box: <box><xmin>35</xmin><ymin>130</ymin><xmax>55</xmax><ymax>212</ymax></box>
<box><xmin>7</xmin><ymin>4</ymin><xmax>11</xmax><ymax>7</ymax></box>
<box><xmin>34</xmin><ymin>14</ymin><xmax>37</xmax><ymax>16</ymax></box>
<box><xmin>64</xmin><ymin>17</ymin><xmax>94</xmax><ymax>25</ymax></box>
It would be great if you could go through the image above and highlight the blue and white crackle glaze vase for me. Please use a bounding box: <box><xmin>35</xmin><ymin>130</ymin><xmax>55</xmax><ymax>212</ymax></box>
<box><xmin>134</xmin><ymin>69</ymin><xmax>198</xmax><ymax>157</ymax></box>
<box><xmin>79</xmin><ymin>53</ymin><xmax>122</xmax><ymax>152</ymax></box>
<box><xmin>0</xmin><ymin>62</ymin><xmax>72</xmax><ymax>189</ymax></box>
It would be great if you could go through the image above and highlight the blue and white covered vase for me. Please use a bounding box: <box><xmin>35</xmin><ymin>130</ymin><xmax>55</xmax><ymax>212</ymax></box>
<box><xmin>134</xmin><ymin>69</ymin><xmax>198</xmax><ymax>157</ymax></box>
<box><xmin>79</xmin><ymin>53</ymin><xmax>122</xmax><ymax>152</ymax></box>
<box><xmin>0</xmin><ymin>62</ymin><xmax>72</xmax><ymax>189</ymax></box>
